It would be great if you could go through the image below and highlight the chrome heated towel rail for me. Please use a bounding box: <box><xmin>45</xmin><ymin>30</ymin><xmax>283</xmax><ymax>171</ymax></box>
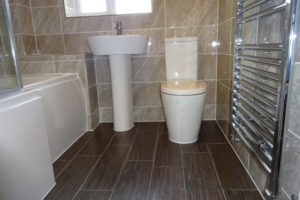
<box><xmin>231</xmin><ymin>0</ymin><xmax>298</xmax><ymax>199</ymax></box>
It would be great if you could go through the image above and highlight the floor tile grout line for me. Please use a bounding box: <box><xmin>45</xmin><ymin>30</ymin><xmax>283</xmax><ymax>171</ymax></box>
<box><xmin>71</xmin><ymin>129</ymin><xmax>116</xmax><ymax>200</ymax></box>
<box><xmin>54</xmin><ymin>131</ymin><xmax>96</xmax><ymax>179</ymax></box>
<box><xmin>80</xmin><ymin>188</ymin><xmax>114</xmax><ymax>192</ymax></box>
<box><xmin>181</xmin><ymin>151</ymin><xmax>210</xmax><ymax>154</ymax></box>
<box><xmin>223</xmin><ymin>188</ymin><xmax>258</xmax><ymax>191</ymax></box>
<box><xmin>206</xmin><ymin>143</ymin><xmax>228</xmax><ymax>200</ymax></box>
<box><xmin>180</xmin><ymin>144</ymin><xmax>188</xmax><ymax>200</ymax></box>
<box><xmin>145</xmin><ymin>124</ymin><xmax>160</xmax><ymax>200</ymax></box>
<box><xmin>108</xmin><ymin>123</ymin><xmax>141</xmax><ymax>200</ymax></box>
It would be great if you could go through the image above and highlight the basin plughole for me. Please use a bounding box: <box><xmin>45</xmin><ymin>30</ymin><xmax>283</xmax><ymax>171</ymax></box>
<box><xmin>87</xmin><ymin>35</ymin><xmax>149</xmax><ymax>131</ymax></box>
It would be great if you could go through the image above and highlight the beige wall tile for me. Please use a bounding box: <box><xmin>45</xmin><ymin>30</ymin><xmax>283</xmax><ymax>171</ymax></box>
<box><xmin>19</xmin><ymin>54</ymin><xmax>53</xmax><ymax>62</ymax></box>
<box><xmin>133</xmin><ymin>83</ymin><xmax>162</xmax><ymax>107</ymax></box>
<box><xmin>205</xmin><ymin>80</ymin><xmax>216</xmax><ymax>105</ymax></box>
<box><xmin>64</xmin><ymin>32</ymin><xmax>112</xmax><ymax>54</ymax></box>
<box><xmin>13</xmin><ymin>34</ymin><xmax>26</xmax><ymax>55</ymax></box>
<box><xmin>85</xmin><ymin>59</ymin><xmax>96</xmax><ymax>87</ymax></box>
<box><xmin>89</xmin><ymin>85</ymin><xmax>98</xmax><ymax>113</ymax></box>
<box><xmin>123</xmin><ymin>29</ymin><xmax>165</xmax><ymax>55</ymax></box>
<box><xmin>203</xmin><ymin>104</ymin><xmax>216</xmax><ymax>120</ymax></box>
<box><xmin>61</xmin><ymin>7</ymin><xmax>112</xmax><ymax>33</ymax></box>
<box><xmin>90</xmin><ymin>108</ymin><xmax>100</xmax><ymax>129</ymax></box>
<box><xmin>113</xmin><ymin>0</ymin><xmax>165</xmax><ymax>30</ymax></box>
<box><xmin>257</xmin><ymin>12</ymin><xmax>282</xmax><ymax>44</ymax></box>
<box><xmin>198</xmin><ymin>54</ymin><xmax>217</xmax><ymax>80</ymax></box>
<box><xmin>230</xmin><ymin>18</ymin><xmax>236</xmax><ymax>55</ymax></box>
<box><xmin>36</xmin><ymin>35</ymin><xmax>64</xmax><ymax>54</ymax></box>
<box><xmin>217</xmin><ymin>54</ymin><xmax>230</xmax><ymax>87</ymax></box>
<box><xmin>53</xmin><ymin>54</ymin><xmax>94</xmax><ymax>61</ymax></box>
<box><xmin>98</xmin><ymin>84</ymin><xmax>112</xmax><ymax>107</ymax></box>
<box><xmin>241</xmin><ymin>20</ymin><xmax>258</xmax><ymax>44</ymax></box>
<box><xmin>0</xmin><ymin>63</ymin><xmax>5</xmax><ymax>76</ymax></box>
<box><xmin>133</xmin><ymin>107</ymin><xmax>164</xmax><ymax>122</ymax></box>
<box><xmin>132</xmin><ymin>56</ymin><xmax>165</xmax><ymax>82</ymax></box>
<box><xmin>19</xmin><ymin>61</ymin><xmax>55</xmax><ymax>74</ymax></box>
<box><xmin>9</xmin><ymin>0</ymin><xmax>30</xmax><ymax>6</ymax></box>
<box><xmin>217</xmin><ymin>119</ymin><xmax>231</xmax><ymax>138</ymax></box>
<box><xmin>32</xmin><ymin>7</ymin><xmax>62</xmax><ymax>34</ymax></box>
<box><xmin>165</xmin><ymin>0</ymin><xmax>218</xmax><ymax>27</ymax></box>
<box><xmin>10</xmin><ymin>5</ymin><xmax>34</xmax><ymax>34</ymax></box>
<box><xmin>99</xmin><ymin>107</ymin><xmax>113</xmax><ymax>122</ymax></box>
<box><xmin>31</xmin><ymin>0</ymin><xmax>62</xmax><ymax>7</ymax></box>
<box><xmin>95</xmin><ymin>58</ymin><xmax>111</xmax><ymax>84</ymax></box>
<box><xmin>22</xmin><ymin>35</ymin><xmax>36</xmax><ymax>55</ymax></box>
<box><xmin>219</xmin><ymin>0</ymin><xmax>236</xmax><ymax>24</ymax></box>
<box><xmin>166</xmin><ymin>26</ymin><xmax>218</xmax><ymax>54</ymax></box>
<box><xmin>54</xmin><ymin>60</ymin><xmax>87</xmax><ymax>87</ymax></box>
<box><xmin>218</xmin><ymin>20</ymin><xmax>232</xmax><ymax>54</ymax></box>
<box><xmin>216</xmin><ymin>81</ymin><xmax>229</xmax><ymax>121</ymax></box>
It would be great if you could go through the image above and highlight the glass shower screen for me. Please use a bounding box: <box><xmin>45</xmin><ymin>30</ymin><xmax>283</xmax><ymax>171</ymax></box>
<box><xmin>0</xmin><ymin>0</ymin><xmax>22</xmax><ymax>95</ymax></box>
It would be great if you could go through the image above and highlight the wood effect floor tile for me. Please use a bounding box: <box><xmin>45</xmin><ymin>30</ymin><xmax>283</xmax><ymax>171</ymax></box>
<box><xmin>183</xmin><ymin>153</ymin><xmax>224</xmax><ymax>200</ymax></box>
<box><xmin>111</xmin><ymin>161</ymin><xmax>153</xmax><ymax>200</ymax></box>
<box><xmin>155</xmin><ymin>134</ymin><xmax>182</xmax><ymax>166</ymax></box>
<box><xmin>208</xmin><ymin>144</ymin><xmax>256</xmax><ymax>189</ymax></box>
<box><xmin>53</xmin><ymin>160</ymin><xmax>69</xmax><ymax>178</ymax></box>
<box><xmin>83</xmin><ymin>145</ymin><xmax>130</xmax><ymax>190</ymax></box>
<box><xmin>128</xmin><ymin>130</ymin><xmax>157</xmax><ymax>160</ymax></box>
<box><xmin>148</xmin><ymin>166</ymin><xmax>185</xmax><ymax>200</ymax></box>
<box><xmin>157</xmin><ymin>122</ymin><xmax>168</xmax><ymax>132</ymax></box>
<box><xmin>45</xmin><ymin>156</ymin><xmax>98</xmax><ymax>200</ymax></box>
<box><xmin>79</xmin><ymin>124</ymin><xmax>114</xmax><ymax>155</ymax></box>
<box><xmin>110</xmin><ymin>127</ymin><xmax>137</xmax><ymax>145</ymax></box>
<box><xmin>74</xmin><ymin>190</ymin><xmax>112</xmax><ymax>200</ymax></box>
<box><xmin>58</xmin><ymin>131</ymin><xmax>94</xmax><ymax>161</ymax></box>
<box><xmin>224</xmin><ymin>190</ymin><xmax>263</xmax><ymax>200</ymax></box>
<box><xmin>199</xmin><ymin>121</ymin><xmax>227</xmax><ymax>143</ymax></box>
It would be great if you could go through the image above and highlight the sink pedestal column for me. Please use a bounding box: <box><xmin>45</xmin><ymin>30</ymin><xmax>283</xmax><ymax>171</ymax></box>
<box><xmin>109</xmin><ymin>55</ymin><xmax>134</xmax><ymax>131</ymax></box>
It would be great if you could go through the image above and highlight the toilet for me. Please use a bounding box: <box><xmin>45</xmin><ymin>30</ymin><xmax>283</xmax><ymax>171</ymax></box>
<box><xmin>161</xmin><ymin>37</ymin><xmax>207</xmax><ymax>144</ymax></box>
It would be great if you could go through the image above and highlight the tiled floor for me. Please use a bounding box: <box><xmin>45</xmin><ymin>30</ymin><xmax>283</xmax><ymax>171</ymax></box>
<box><xmin>45</xmin><ymin>121</ymin><xmax>263</xmax><ymax>200</ymax></box>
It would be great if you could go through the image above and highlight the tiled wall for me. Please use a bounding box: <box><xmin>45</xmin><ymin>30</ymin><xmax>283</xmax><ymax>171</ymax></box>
<box><xmin>9</xmin><ymin>0</ymin><xmax>219</xmax><ymax>125</ymax></box>
<box><xmin>216</xmin><ymin>0</ymin><xmax>236</xmax><ymax>137</ymax></box>
<box><xmin>94</xmin><ymin>0</ymin><xmax>219</xmax><ymax>122</ymax></box>
<box><xmin>279</xmin><ymin>1</ymin><xmax>300</xmax><ymax>199</ymax></box>
<box><xmin>18</xmin><ymin>54</ymin><xmax>99</xmax><ymax>129</ymax></box>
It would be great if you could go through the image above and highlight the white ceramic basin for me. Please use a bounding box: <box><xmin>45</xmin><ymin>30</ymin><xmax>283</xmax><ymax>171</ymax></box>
<box><xmin>87</xmin><ymin>35</ymin><xmax>149</xmax><ymax>132</ymax></box>
<box><xmin>87</xmin><ymin>35</ymin><xmax>148</xmax><ymax>55</ymax></box>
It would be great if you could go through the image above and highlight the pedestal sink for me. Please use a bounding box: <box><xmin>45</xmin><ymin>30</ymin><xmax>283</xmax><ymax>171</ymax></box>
<box><xmin>87</xmin><ymin>35</ymin><xmax>149</xmax><ymax>131</ymax></box>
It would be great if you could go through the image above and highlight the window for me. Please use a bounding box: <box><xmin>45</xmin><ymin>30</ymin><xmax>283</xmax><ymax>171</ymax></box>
<box><xmin>65</xmin><ymin>0</ymin><xmax>152</xmax><ymax>17</ymax></box>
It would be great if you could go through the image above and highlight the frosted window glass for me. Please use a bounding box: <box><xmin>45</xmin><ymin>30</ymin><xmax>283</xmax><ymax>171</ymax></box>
<box><xmin>65</xmin><ymin>0</ymin><xmax>152</xmax><ymax>17</ymax></box>
<box><xmin>113</xmin><ymin>0</ymin><xmax>152</xmax><ymax>14</ymax></box>
<box><xmin>77</xmin><ymin>0</ymin><xmax>107</xmax><ymax>13</ymax></box>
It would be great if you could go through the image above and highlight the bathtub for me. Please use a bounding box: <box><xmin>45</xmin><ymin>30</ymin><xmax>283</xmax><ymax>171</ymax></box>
<box><xmin>0</xmin><ymin>73</ymin><xmax>87</xmax><ymax>199</ymax></box>
<box><xmin>22</xmin><ymin>74</ymin><xmax>87</xmax><ymax>162</ymax></box>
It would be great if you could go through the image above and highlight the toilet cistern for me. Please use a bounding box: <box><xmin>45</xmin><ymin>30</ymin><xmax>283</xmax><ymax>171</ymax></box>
<box><xmin>161</xmin><ymin>37</ymin><xmax>207</xmax><ymax>144</ymax></box>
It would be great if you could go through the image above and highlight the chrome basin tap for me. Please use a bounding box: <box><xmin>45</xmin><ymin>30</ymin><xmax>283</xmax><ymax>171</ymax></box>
<box><xmin>114</xmin><ymin>20</ymin><xmax>122</xmax><ymax>35</ymax></box>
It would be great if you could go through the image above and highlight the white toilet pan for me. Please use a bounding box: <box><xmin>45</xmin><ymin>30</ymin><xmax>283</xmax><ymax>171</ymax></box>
<box><xmin>161</xmin><ymin>80</ymin><xmax>206</xmax><ymax>144</ymax></box>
